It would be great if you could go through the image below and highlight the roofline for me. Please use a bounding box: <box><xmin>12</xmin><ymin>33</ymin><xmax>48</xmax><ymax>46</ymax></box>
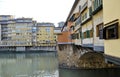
<box><xmin>66</xmin><ymin>0</ymin><xmax>80</xmax><ymax>22</ymax></box>
<box><xmin>62</xmin><ymin>0</ymin><xmax>80</xmax><ymax>31</ymax></box>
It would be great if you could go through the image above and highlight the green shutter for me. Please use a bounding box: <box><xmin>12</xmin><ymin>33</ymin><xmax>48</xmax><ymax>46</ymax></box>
<box><xmin>86</xmin><ymin>30</ymin><xmax>90</xmax><ymax>38</ymax></box>
<box><xmin>100</xmin><ymin>0</ymin><xmax>102</xmax><ymax>5</ymax></box>
<box><xmin>94</xmin><ymin>0</ymin><xmax>96</xmax><ymax>10</ymax></box>
<box><xmin>89</xmin><ymin>7</ymin><xmax>92</xmax><ymax>16</ymax></box>
<box><xmin>97</xmin><ymin>0</ymin><xmax>99</xmax><ymax>7</ymax></box>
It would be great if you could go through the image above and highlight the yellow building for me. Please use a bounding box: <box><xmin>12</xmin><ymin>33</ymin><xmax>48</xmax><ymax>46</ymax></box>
<box><xmin>103</xmin><ymin>0</ymin><xmax>120</xmax><ymax>64</ymax></box>
<box><xmin>36</xmin><ymin>23</ymin><xmax>56</xmax><ymax>47</ymax></box>
<box><xmin>64</xmin><ymin>0</ymin><xmax>104</xmax><ymax>52</ymax></box>
<box><xmin>92</xmin><ymin>0</ymin><xmax>104</xmax><ymax>52</ymax></box>
<box><xmin>65</xmin><ymin>0</ymin><xmax>81</xmax><ymax>45</ymax></box>
<box><xmin>13</xmin><ymin>18</ymin><xmax>33</xmax><ymax>46</ymax></box>
<box><xmin>81</xmin><ymin>0</ymin><xmax>93</xmax><ymax>48</ymax></box>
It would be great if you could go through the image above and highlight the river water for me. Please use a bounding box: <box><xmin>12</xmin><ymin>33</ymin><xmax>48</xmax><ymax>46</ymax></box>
<box><xmin>0</xmin><ymin>52</ymin><xmax>59</xmax><ymax>77</ymax></box>
<box><xmin>0</xmin><ymin>52</ymin><xmax>120</xmax><ymax>77</ymax></box>
<box><xmin>59</xmin><ymin>68</ymin><xmax>120</xmax><ymax>77</ymax></box>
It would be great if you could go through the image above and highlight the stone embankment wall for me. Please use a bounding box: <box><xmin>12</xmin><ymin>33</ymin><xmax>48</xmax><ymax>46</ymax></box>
<box><xmin>58</xmin><ymin>44</ymin><xmax>115</xmax><ymax>69</ymax></box>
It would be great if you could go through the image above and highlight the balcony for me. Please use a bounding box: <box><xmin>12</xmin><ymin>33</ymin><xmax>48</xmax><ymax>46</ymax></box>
<box><xmin>74</xmin><ymin>17</ymin><xmax>81</xmax><ymax>31</ymax></box>
<box><xmin>69</xmin><ymin>12</ymin><xmax>80</xmax><ymax>22</ymax></box>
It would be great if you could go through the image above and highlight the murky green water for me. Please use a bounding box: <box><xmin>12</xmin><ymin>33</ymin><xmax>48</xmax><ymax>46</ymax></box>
<box><xmin>0</xmin><ymin>52</ymin><xmax>59</xmax><ymax>77</ymax></box>
<box><xmin>59</xmin><ymin>68</ymin><xmax>120</xmax><ymax>77</ymax></box>
<box><xmin>0</xmin><ymin>52</ymin><xmax>120</xmax><ymax>77</ymax></box>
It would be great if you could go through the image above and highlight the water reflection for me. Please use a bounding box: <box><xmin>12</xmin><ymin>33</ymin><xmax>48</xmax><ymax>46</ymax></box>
<box><xmin>0</xmin><ymin>52</ymin><xmax>59</xmax><ymax>77</ymax></box>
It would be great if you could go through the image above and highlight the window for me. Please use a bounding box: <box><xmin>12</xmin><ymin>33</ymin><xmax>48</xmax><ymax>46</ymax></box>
<box><xmin>83</xmin><ymin>30</ymin><xmax>92</xmax><ymax>39</ymax></box>
<box><xmin>82</xmin><ymin>12</ymin><xmax>87</xmax><ymax>22</ymax></box>
<box><xmin>94</xmin><ymin>0</ymin><xmax>102</xmax><ymax>11</ymax></box>
<box><xmin>96</xmin><ymin>23</ymin><xmax>103</xmax><ymax>37</ymax></box>
<box><xmin>82</xmin><ymin>15</ymin><xmax>84</xmax><ymax>21</ymax></box>
<box><xmin>76</xmin><ymin>33</ymin><xmax>79</xmax><ymax>39</ymax></box>
<box><xmin>83</xmin><ymin>32</ymin><xmax>87</xmax><ymax>38</ymax></box>
<box><xmin>105</xmin><ymin>23</ymin><xmax>118</xmax><ymax>39</ymax></box>
<box><xmin>71</xmin><ymin>34</ymin><xmax>76</xmax><ymax>39</ymax></box>
<box><xmin>84</xmin><ymin>13</ymin><xmax>87</xmax><ymax>19</ymax></box>
<box><xmin>79</xmin><ymin>30</ymin><xmax>82</xmax><ymax>38</ymax></box>
<box><xmin>86</xmin><ymin>30</ymin><xmax>90</xmax><ymax>38</ymax></box>
<box><xmin>89</xmin><ymin>7</ymin><xmax>92</xmax><ymax>16</ymax></box>
<box><xmin>16</xmin><ymin>33</ymin><xmax>20</xmax><ymax>35</ymax></box>
<box><xmin>79</xmin><ymin>6</ymin><xmax>81</xmax><ymax>12</ymax></box>
<box><xmin>75</xmin><ymin>17</ymin><xmax>81</xmax><ymax>26</ymax></box>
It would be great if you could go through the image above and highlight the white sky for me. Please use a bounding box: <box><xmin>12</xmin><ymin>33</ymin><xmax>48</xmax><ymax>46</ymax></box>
<box><xmin>0</xmin><ymin>0</ymin><xmax>75</xmax><ymax>26</ymax></box>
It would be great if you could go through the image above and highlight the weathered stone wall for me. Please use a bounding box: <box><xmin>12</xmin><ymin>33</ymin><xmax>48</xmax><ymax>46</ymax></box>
<box><xmin>58</xmin><ymin>44</ymin><xmax>115</xmax><ymax>69</ymax></box>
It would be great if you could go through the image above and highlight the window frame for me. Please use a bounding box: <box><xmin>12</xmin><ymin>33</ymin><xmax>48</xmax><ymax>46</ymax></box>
<box><xmin>105</xmin><ymin>22</ymin><xmax>119</xmax><ymax>39</ymax></box>
<box><xmin>96</xmin><ymin>23</ymin><xmax>103</xmax><ymax>37</ymax></box>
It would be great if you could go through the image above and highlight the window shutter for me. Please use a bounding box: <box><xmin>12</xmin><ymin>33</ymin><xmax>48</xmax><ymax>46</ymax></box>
<box><xmin>89</xmin><ymin>7</ymin><xmax>92</xmax><ymax>16</ymax></box>
<box><xmin>114</xmin><ymin>23</ymin><xmax>119</xmax><ymax>39</ymax></box>
<box><xmin>77</xmin><ymin>33</ymin><xmax>79</xmax><ymax>39</ymax></box>
<box><xmin>86</xmin><ymin>30</ymin><xmax>90</xmax><ymax>38</ymax></box>
<box><xmin>99</xmin><ymin>29</ymin><xmax>104</xmax><ymax>39</ymax></box>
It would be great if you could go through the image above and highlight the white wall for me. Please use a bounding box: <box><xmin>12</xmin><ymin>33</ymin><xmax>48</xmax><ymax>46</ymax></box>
<box><xmin>93</xmin><ymin>10</ymin><xmax>104</xmax><ymax>46</ymax></box>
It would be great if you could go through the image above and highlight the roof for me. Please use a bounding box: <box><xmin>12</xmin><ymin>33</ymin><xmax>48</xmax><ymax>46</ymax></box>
<box><xmin>37</xmin><ymin>23</ymin><xmax>55</xmax><ymax>27</ymax></box>
<box><xmin>0</xmin><ymin>15</ymin><xmax>12</xmax><ymax>17</ymax></box>
<box><xmin>62</xmin><ymin>0</ymin><xmax>80</xmax><ymax>31</ymax></box>
<box><xmin>66</xmin><ymin>0</ymin><xmax>80</xmax><ymax>22</ymax></box>
<box><xmin>54</xmin><ymin>27</ymin><xmax>62</xmax><ymax>30</ymax></box>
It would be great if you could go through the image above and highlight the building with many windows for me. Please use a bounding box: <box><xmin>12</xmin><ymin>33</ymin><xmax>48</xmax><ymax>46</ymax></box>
<box><xmin>60</xmin><ymin>0</ymin><xmax>120</xmax><ymax>65</ymax></box>
<box><xmin>58</xmin><ymin>21</ymin><xmax>64</xmax><ymax>27</ymax></box>
<box><xmin>35</xmin><ymin>23</ymin><xmax>56</xmax><ymax>50</ymax></box>
<box><xmin>62</xmin><ymin>0</ymin><xmax>104</xmax><ymax>52</ymax></box>
<box><xmin>0</xmin><ymin>16</ymin><xmax>34</xmax><ymax>51</ymax></box>
<box><xmin>0</xmin><ymin>15</ymin><xmax>56</xmax><ymax>51</ymax></box>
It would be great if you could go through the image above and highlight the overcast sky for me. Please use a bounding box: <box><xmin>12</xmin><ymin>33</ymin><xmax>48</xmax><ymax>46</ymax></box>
<box><xmin>0</xmin><ymin>0</ymin><xmax>75</xmax><ymax>26</ymax></box>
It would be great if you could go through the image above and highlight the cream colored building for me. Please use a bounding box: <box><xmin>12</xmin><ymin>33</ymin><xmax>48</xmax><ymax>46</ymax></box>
<box><xmin>92</xmin><ymin>0</ymin><xmax>104</xmax><ymax>52</ymax></box>
<box><xmin>80</xmin><ymin>0</ymin><xmax>93</xmax><ymax>48</ymax></box>
<box><xmin>0</xmin><ymin>15</ymin><xmax>57</xmax><ymax>51</ymax></box>
<box><xmin>64</xmin><ymin>0</ymin><xmax>104</xmax><ymax>52</ymax></box>
<box><xmin>0</xmin><ymin>16</ymin><xmax>34</xmax><ymax>51</ymax></box>
<box><xmin>103</xmin><ymin>0</ymin><xmax>120</xmax><ymax>65</ymax></box>
<box><xmin>13</xmin><ymin>18</ymin><xmax>33</xmax><ymax>46</ymax></box>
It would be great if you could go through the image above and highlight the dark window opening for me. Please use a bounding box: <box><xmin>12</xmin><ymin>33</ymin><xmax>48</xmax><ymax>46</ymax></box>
<box><xmin>106</xmin><ymin>23</ymin><xmax>118</xmax><ymax>39</ymax></box>
<box><xmin>108</xmin><ymin>28</ymin><xmax>115</xmax><ymax>39</ymax></box>
<box><xmin>103</xmin><ymin>22</ymin><xmax>119</xmax><ymax>39</ymax></box>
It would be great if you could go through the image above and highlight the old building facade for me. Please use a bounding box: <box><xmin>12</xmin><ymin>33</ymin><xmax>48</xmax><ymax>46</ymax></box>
<box><xmin>0</xmin><ymin>15</ymin><xmax>56</xmax><ymax>51</ymax></box>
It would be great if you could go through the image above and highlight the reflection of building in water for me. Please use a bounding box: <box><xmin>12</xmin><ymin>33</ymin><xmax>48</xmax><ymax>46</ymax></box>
<box><xmin>0</xmin><ymin>52</ymin><xmax>58</xmax><ymax>77</ymax></box>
